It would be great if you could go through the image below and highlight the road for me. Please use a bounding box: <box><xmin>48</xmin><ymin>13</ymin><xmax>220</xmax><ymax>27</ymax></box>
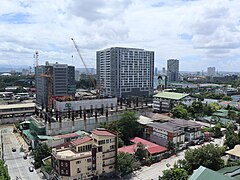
<box><xmin>1</xmin><ymin>126</ymin><xmax>42</xmax><ymax>180</ymax></box>
<box><xmin>131</xmin><ymin>136</ymin><xmax>225</xmax><ymax>180</ymax></box>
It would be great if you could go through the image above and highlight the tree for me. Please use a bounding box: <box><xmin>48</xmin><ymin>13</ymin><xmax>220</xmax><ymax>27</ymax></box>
<box><xmin>228</xmin><ymin>110</ymin><xmax>237</xmax><ymax>120</ymax></box>
<box><xmin>33</xmin><ymin>143</ymin><xmax>52</xmax><ymax>168</ymax></box>
<box><xmin>189</xmin><ymin>101</ymin><xmax>204</xmax><ymax>116</ymax></box>
<box><xmin>118</xmin><ymin>111</ymin><xmax>143</xmax><ymax>144</ymax></box>
<box><xmin>212</xmin><ymin>123</ymin><xmax>222</xmax><ymax>138</ymax></box>
<box><xmin>0</xmin><ymin>160</ymin><xmax>10</xmax><ymax>180</ymax></box>
<box><xmin>134</xmin><ymin>142</ymin><xmax>148</xmax><ymax>162</ymax></box>
<box><xmin>167</xmin><ymin>141</ymin><xmax>175</xmax><ymax>151</ymax></box>
<box><xmin>171</xmin><ymin>105</ymin><xmax>189</xmax><ymax>119</ymax></box>
<box><xmin>42</xmin><ymin>159</ymin><xmax>53</xmax><ymax>174</ymax></box>
<box><xmin>117</xmin><ymin>152</ymin><xmax>135</xmax><ymax>176</ymax></box>
<box><xmin>222</xmin><ymin>96</ymin><xmax>232</xmax><ymax>101</ymax></box>
<box><xmin>159</xmin><ymin>167</ymin><xmax>189</xmax><ymax>180</ymax></box>
<box><xmin>225</xmin><ymin>123</ymin><xmax>239</xmax><ymax>149</ymax></box>
<box><xmin>177</xmin><ymin>144</ymin><xmax>225</xmax><ymax>173</ymax></box>
<box><xmin>225</xmin><ymin>133</ymin><xmax>239</xmax><ymax>149</ymax></box>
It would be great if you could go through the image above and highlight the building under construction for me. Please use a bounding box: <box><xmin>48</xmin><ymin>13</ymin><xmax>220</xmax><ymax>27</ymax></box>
<box><xmin>35</xmin><ymin>61</ymin><xmax>76</xmax><ymax>108</ymax></box>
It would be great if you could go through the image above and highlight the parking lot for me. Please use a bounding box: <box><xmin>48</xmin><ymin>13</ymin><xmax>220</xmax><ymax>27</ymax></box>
<box><xmin>0</xmin><ymin>126</ymin><xmax>42</xmax><ymax>180</ymax></box>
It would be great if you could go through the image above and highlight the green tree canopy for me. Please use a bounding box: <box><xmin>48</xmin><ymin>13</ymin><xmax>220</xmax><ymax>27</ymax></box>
<box><xmin>33</xmin><ymin>143</ymin><xmax>52</xmax><ymax>168</ymax></box>
<box><xmin>222</xmin><ymin>96</ymin><xmax>232</xmax><ymax>101</ymax></box>
<box><xmin>0</xmin><ymin>160</ymin><xmax>10</xmax><ymax>180</ymax></box>
<box><xmin>212</xmin><ymin>123</ymin><xmax>222</xmax><ymax>138</ymax></box>
<box><xmin>171</xmin><ymin>105</ymin><xmax>189</xmax><ymax>119</ymax></box>
<box><xmin>134</xmin><ymin>142</ymin><xmax>148</xmax><ymax>162</ymax></box>
<box><xmin>100</xmin><ymin>111</ymin><xmax>143</xmax><ymax>145</ymax></box>
<box><xmin>117</xmin><ymin>152</ymin><xmax>135</xmax><ymax>176</ymax></box>
<box><xmin>224</xmin><ymin>123</ymin><xmax>239</xmax><ymax>149</ymax></box>
<box><xmin>188</xmin><ymin>101</ymin><xmax>204</xmax><ymax>116</ymax></box>
<box><xmin>159</xmin><ymin>167</ymin><xmax>189</xmax><ymax>180</ymax></box>
<box><xmin>177</xmin><ymin>144</ymin><xmax>225</xmax><ymax>173</ymax></box>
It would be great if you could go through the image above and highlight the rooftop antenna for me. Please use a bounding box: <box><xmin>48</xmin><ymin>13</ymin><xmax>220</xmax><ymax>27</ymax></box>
<box><xmin>33</xmin><ymin>51</ymin><xmax>39</xmax><ymax>67</ymax></box>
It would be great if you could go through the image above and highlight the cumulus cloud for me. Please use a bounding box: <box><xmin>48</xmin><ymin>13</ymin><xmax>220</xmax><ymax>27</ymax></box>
<box><xmin>0</xmin><ymin>0</ymin><xmax>240</xmax><ymax>71</ymax></box>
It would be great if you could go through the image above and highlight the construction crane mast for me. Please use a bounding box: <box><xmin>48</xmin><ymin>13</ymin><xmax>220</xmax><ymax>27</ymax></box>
<box><xmin>40</xmin><ymin>66</ymin><xmax>52</xmax><ymax>110</ymax></box>
<box><xmin>71</xmin><ymin>38</ymin><xmax>96</xmax><ymax>89</ymax></box>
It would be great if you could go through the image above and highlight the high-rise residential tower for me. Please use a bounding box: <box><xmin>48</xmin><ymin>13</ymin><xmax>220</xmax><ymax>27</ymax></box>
<box><xmin>35</xmin><ymin>62</ymin><xmax>76</xmax><ymax>108</ymax></box>
<box><xmin>207</xmin><ymin>67</ymin><xmax>216</xmax><ymax>77</ymax></box>
<box><xmin>96</xmin><ymin>47</ymin><xmax>154</xmax><ymax>98</ymax></box>
<box><xmin>167</xmin><ymin>59</ymin><xmax>179</xmax><ymax>82</ymax></box>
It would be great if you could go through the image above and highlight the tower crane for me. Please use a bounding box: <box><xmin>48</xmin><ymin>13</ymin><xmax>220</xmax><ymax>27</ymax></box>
<box><xmin>71</xmin><ymin>38</ymin><xmax>96</xmax><ymax>87</ymax></box>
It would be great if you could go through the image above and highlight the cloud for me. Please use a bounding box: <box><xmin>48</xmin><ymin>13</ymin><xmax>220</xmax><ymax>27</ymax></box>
<box><xmin>0</xmin><ymin>0</ymin><xmax>240</xmax><ymax>72</ymax></box>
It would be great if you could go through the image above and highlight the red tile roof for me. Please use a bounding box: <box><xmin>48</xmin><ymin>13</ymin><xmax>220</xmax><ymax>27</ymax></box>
<box><xmin>118</xmin><ymin>137</ymin><xmax>167</xmax><ymax>155</ymax></box>
<box><xmin>118</xmin><ymin>145</ymin><xmax>136</xmax><ymax>154</ymax></box>
<box><xmin>55</xmin><ymin>133</ymin><xmax>78</xmax><ymax>139</ymax></box>
<box><xmin>91</xmin><ymin>129</ymin><xmax>116</xmax><ymax>137</ymax></box>
<box><xmin>71</xmin><ymin>136</ymin><xmax>92</xmax><ymax>146</ymax></box>
<box><xmin>55</xmin><ymin>142</ymin><xmax>71</xmax><ymax>149</ymax></box>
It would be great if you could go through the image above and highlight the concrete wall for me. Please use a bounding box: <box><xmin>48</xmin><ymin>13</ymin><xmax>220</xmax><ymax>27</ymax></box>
<box><xmin>150</xmin><ymin>134</ymin><xmax>167</xmax><ymax>147</ymax></box>
<box><xmin>54</xmin><ymin>98</ymin><xmax>118</xmax><ymax>112</ymax></box>
<box><xmin>46</xmin><ymin>114</ymin><xmax>119</xmax><ymax>136</ymax></box>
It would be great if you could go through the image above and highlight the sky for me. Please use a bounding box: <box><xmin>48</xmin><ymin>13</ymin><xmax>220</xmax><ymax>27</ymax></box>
<box><xmin>0</xmin><ymin>0</ymin><xmax>240</xmax><ymax>72</ymax></box>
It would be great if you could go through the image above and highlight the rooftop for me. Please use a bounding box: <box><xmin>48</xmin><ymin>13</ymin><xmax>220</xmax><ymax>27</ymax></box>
<box><xmin>55</xmin><ymin>132</ymin><xmax>78</xmax><ymax>139</ymax></box>
<box><xmin>118</xmin><ymin>137</ymin><xmax>167</xmax><ymax>155</ymax></box>
<box><xmin>144</xmin><ymin>112</ymin><xmax>173</xmax><ymax>122</ymax></box>
<box><xmin>0</xmin><ymin>103</ymin><xmax>35</xmax><ymax>110</ymax></box>
<box><xmin>189</xmin><ymin>166</ymin><xmax>234</xmax><ymax>180</ymax></box>
<box><xmin>170</xmin><ymin>119</ymin><xmax>201</xmax><ymax>128</ymax></box>
<box><xmin>147</xmin><ymin>122</ymin><xmax>183</xmax><ymax>133</ymax></box>
<box><xmin>91</xmin><ymin>129</ymin><xmax>116</xmax><ymax>137</ymax></box>
<box><xmin>226</xmin><ymin>145</ymin><xmax>240</xmax><ymax>158</ymax></box>
<box><xmin>153</xmin><ymin>92</ymin><xmax>189</xmax><ymax>100</ymax></box>
<box><xmin>138</xmin><ymin>115</ymin><xmax>153</xmax><ymax>125</ymax></box>
<box><xmin>54</xmin><ymin>148</ymin><xmax>92</xmax><ymax>159</ymax></box>
<box><xmin>37</xmin><ymin>135</ymin><xmax>61</xmax><ymax>140</ymax></box>
<box><xmin>71</xmin><ymin>136</ymin><xmax>92</xmax><ymax>146</ymax></box>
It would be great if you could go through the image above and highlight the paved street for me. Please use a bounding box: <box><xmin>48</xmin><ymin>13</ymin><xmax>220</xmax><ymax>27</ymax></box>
<box><xmin>131</xmin><ymin>136</ymin><xmax>225</xmax><ymax>180</ymax></box>
<box><xmin>1</xmin><ymin>126</ymin><xmax>41</xmax><ymax>180</ymax></box>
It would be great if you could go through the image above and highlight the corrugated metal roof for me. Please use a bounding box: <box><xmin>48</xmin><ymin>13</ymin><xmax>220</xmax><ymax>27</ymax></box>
<box><xmin>189</xmin><ymin>166</ymin><xmax>233</xmax><ymax>180</ymax></box>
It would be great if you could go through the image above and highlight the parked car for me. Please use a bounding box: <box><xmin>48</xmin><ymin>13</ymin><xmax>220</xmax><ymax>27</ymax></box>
<box><xmin>197</xmin><ymin>139</ymin><xmax>204</xmax><ymax>145</ymax></box>
<box><xmin>192</xmin><ymin>139</ymin><xmax>200</xmax><ymax>145</ymax></box>
<box><xmin>12</xmin><ymin>148</ymin><xmax>16</xmax><ymax>152</ymax></box>
<box><xmin>29</xmin><ymin>166</ymin><xmax>34</xmax><ymax>172</ymax></box>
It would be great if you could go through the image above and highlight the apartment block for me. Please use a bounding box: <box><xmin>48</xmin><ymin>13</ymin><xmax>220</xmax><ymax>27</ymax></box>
<box><xmin>51</xmin><ymin>128</ymin><xmax>117</xmax><ymax>180</ymax></box>
<box><xmin>153</xmin><ymin>92</ymin><xmax>196</xmax><ymax>113</ymax></box>
<box><xmin>35</xmin><ymin>62</ymin><xmax>76</xmax><ymax>108</ymax></box>
<box><xmin>96</xmin><ymin>47</ymin><xmax>154</xmax><ymax>98</ymax></box>
<box><xmin>167</xmin><ymin>59</ymin><xmax>179</xmax><ymax>82</ymax></box>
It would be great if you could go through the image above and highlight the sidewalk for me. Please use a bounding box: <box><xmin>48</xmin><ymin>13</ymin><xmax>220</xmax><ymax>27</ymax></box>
<box><xmin>15</xmin><ymin>130</ymin><xmax>29</xmax><ymax>153</ymax></box>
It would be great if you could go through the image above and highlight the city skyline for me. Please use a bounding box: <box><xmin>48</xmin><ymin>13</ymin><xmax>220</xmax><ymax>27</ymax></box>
<box><xmin>0</xmin><ymin>0</ymin><xmax>240</xmax><ymax>71</ymax></box>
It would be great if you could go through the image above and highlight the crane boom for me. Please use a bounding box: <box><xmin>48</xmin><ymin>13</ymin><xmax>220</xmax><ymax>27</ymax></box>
<box><xmin>71</xmin><ymin>38</ymin><xmax>96</xmax><ymax>88</ymax></box>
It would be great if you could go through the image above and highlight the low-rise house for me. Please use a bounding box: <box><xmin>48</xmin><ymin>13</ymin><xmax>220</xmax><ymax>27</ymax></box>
<box><xmin>226</xmin><ymin>145</ymin><xmax>240</xmax><ymax>161</ymax></box>
<box><xmin>145</xmin><ymin>119</ymin><xmax>202</xmax><ymax>147</ymax></box>
<box><xmin>169</xmin><ymin>119</ymin><xmax>202</xmax><ymax>141</ymax></box>
<box><xmin>118</xmin><ymin>137</ymin><xmax>167</xmax><ymax>158</ymax></box>
<box><xmin>153</xmin><ymin>92</ymin><xmax>196</xmax><ymax>113</ymax></box>
<box><xmin>51</xmin><ymin>128</ymin><xmax>117</xmax><ymax>180</ymax></box>
<box><xmin>146</xmin><ymin>122</ymin><xmax>185</xmax><ymax>147</ymax></box>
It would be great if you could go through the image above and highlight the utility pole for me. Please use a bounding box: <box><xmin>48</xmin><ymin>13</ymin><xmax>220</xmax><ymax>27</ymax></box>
<box><xmin>1</xmin><ymin>130</ymin><xmax>4</xmax><ymax>161</ymax></box>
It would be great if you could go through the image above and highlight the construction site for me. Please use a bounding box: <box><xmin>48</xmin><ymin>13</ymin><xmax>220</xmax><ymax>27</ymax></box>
<box><xmin>26</xmin><ymin>38</ymin><xmax>152</xmax><ymax>145</ymax></box>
